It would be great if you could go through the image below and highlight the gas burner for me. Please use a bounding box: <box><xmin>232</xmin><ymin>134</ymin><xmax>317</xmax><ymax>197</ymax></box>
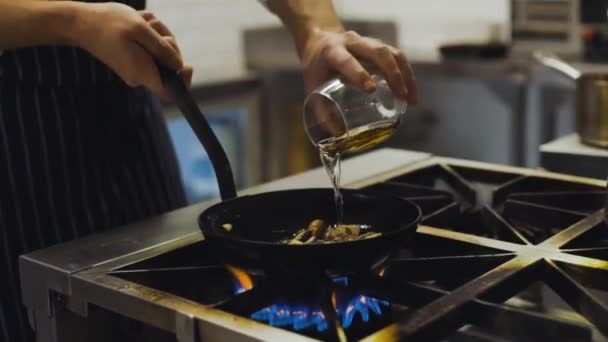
<box><xmin>245</xmin><ymin>276</ymin><xmax>390</xmax><ymax>338</ymax></box>
<box><xmin>220</xmin><ymin>270</ymin><xmax>396</xmax><ymax>340</ymax></box>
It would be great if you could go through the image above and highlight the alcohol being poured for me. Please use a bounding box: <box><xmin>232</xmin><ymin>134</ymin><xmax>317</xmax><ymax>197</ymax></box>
<box><xmin>304</xmin><ymin>74</ymin><xmax>406</xmax><ymax>225</ymax></box>
<box><xmin>317</xmin><ymin>120</ymin><xmax>399</xmax><ymax>223</ymax></box>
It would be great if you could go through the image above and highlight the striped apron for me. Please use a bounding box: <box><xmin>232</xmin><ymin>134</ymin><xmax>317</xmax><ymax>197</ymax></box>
<box><xmin>0</xmin><ymin>1</ymin><xmax>187</xmax><ymax>341</ymax></box>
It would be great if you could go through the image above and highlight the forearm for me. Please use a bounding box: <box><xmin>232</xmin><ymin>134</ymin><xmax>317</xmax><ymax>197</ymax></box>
<box><xmin>266</xmin><ymin>0</ymin><xmax>343</xmax><ymax>55</ymax></box>
<box><xmin>0</xmin><ymin>0</ymin><xmax>82</xmax><ymax>49</ymax></box>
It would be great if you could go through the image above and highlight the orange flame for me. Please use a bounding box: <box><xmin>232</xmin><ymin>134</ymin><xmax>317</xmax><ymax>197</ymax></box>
<box><xmin>331</xmin><ymin>291</ymin><xmax>337</xmax><ymax>309</ymax></box>
<box><xmin>330</xmin><ymin>291</ymin><xmax>347</xmax><ymax>342</ymax></box>
<box><xmin>226</xmin><ymin>265</ymin><xmax>253</xmax><ymax>292</ymax></box>
<box><xmin>378</xmin><ymin>268</ymin><xmax>386</xmax><ymax>277</ymax></box>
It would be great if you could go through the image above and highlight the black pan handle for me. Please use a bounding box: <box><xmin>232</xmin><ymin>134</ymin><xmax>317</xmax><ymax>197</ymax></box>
<box><xmin>157</xmin><ymin>64</ymin><xmax>237</xmax><ymax>201</ymax></box>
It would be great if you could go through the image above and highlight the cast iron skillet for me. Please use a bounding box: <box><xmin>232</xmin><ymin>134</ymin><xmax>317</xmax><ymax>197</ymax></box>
<box><xmin>158</xmin><ymin>66</ymin><xmax>421</xmax><ymax>276</ymax></box>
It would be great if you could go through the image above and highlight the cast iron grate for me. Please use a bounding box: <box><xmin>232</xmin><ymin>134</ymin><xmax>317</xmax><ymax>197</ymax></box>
<box><xmin>368</xmin><ymin>164</ymin><xmax>608</xmax><ymax>342</ymax></box>
<box><xmin>109</xmin><ymin>163</ymin><xmax>608</xmax><ymax>341</ymax></box>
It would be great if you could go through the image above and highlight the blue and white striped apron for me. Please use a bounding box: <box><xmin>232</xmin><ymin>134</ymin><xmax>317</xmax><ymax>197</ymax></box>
<box><xmin>0</xmin><ymin>1</ymin><xmax>187</xmax><ymax>341</ymax></box>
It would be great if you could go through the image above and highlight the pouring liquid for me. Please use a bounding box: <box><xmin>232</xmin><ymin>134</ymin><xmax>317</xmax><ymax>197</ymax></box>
<box><xmin>317</xmin><ymin>120</ymin><xmax>399</xmax><ymax>223</ymax></box>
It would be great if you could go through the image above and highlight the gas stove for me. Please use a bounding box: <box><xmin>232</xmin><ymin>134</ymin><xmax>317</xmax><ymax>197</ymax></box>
<box><xmin>20</xmin><ymin>149</ymin><xmax>608</xmax><ymax>342</ymax></box>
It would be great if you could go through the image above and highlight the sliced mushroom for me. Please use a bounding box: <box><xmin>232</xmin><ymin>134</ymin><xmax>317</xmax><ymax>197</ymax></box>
<box><xmin>304</xmin><ymin>235</ymin><xmax>316</xmax><ymax>244</ymax></box>
<box><xmin>358</xmin><ymin>232</ymin><xmax>382</xmax><ymax>240</ymax></box>
<box><xmin>308</xmin><ymin>219</ymin><xmax>328</xmax><ymax>239</ymax></box>
<box><xmin>326</xmin><ymin>224</ymin><xmax>361</xmax><ymax>241</ymax></box>
<box><xmin>293</xmin><ymin>229</ymin><xmax>310</xmax><ymax>241</ymax></box>
<box><xmin>283</xmin><ymin>220</ymin><xmax>381</xmax><ymax>244</ymax></box>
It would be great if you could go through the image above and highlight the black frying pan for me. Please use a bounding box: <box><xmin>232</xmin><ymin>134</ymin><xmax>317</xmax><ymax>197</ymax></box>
<box><xmin>158</xmin><ymin>66</ymin><xmax>421</xmax><ymax>276</ymax></box>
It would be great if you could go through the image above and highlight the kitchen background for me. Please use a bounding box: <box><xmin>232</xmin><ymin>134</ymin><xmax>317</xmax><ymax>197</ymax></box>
<box><xmin>145</xmin><ymin>0</ymin><xmax>587</xmax><ymax>203</ymax></box>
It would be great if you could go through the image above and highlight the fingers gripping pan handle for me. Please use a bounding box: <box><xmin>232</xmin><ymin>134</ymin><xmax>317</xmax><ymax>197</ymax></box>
<box><xmin>157</xmin><ymin>65</ymin><xmax>237</xmax><ymax>201</ymax></box>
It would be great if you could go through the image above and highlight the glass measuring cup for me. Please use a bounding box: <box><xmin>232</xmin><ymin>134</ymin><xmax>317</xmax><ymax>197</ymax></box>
<box><xmin>303</xmin><ymin>74</ymin><xmax>407</xmax><ymax>154</ymax></box>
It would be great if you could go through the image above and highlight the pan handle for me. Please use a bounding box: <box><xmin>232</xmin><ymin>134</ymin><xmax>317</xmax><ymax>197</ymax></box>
<box><xmin>157</xmin><ymin>64</ymin><xmax>237</xmax><ymax>201</ymax></box>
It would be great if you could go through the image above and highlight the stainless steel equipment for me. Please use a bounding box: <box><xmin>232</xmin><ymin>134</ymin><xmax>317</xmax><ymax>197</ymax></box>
<box><xmin>535</xmin><ymin>51</ymin><xmax>608</xmax><ymax>148</ymax></box>
<box><xmin>19</xmin><ymin>148</ymin><xmax>608</xmax><ymax>342</ymax></box>
<box><xmin>511</xmin><ymin>0</ymin><xmax>608</xmax><ymax>58</ymax></box>
<box><xmin>538</xmin><ymin>134</ymin><xmax>608</xmax><ymax>221</ymax></box>
<box><xmin>540</xmin><ymin>133</ymin><xmax>608</xmax><ymax>179</ymax></box>
<box><xmin>511</xmin><ymin>0</ymin><xmax>582</xmax><ymax>57</ymax></box>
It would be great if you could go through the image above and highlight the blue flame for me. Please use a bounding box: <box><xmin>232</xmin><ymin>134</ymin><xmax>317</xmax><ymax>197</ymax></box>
<box><xmin>340</xmin><ymin>295</ymin><xmax>388</xmax><ymax>328</ymax></box>
<box><xmin>228</xmin><ymin>269</ymin><xmax>389</xmax><ymax>332</ymax></box>
<box><xmin>333</xmin><ymin>276</ymin><xmax>349</xmax><ymax>287</ymax></box>
<box><xmin>232</xmin><ymin>279</ymin><xmax>247</xmax><ymax>294</ymax></box>
<box><xmin>251</xmin><ymin>305</ymin><xmax>329</xmax><ymax>332</ymax></box>
<box><xmin>250</xmin><ymin>294</ymin><xmax>389</xmax><ymax>332</ymax></box>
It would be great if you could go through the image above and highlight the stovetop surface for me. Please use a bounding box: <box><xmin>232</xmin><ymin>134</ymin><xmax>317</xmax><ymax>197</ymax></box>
<box><xmin>110</xmin><ymin>163</ymin><xmax>608</xmax><ymax>341</ymax></box>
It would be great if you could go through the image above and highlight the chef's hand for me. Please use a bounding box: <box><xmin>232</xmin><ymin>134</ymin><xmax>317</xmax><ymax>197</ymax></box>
<box><xmin>139</xmin><ymin>10</ymin><xmax>194</xmax><ymax>88</ymax></box>
<box><xmin>300</xmin><ymin>29</ymin><xmax>417</xmax><ymax>105</ymax></box>
<box><xmin>72</xmin><ymin>2</ymin><xmax>192</xmax><ymax>98</ymax></box>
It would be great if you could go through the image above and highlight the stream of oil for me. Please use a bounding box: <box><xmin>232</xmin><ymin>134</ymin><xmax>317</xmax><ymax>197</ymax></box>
<box><xmin>317</xmin><ymin>120</ymin><xmax>398</xmax><ymax>223</ymax></box>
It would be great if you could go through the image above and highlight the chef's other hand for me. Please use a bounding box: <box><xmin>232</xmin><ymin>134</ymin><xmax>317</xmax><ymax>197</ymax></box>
<box><xmin>301</xmin><ymin>30</ymin><xmax>418</xmax><ymax>105</ymax></box>
<box><xmin>73</xmin><ymin>2</ymin><xmax>191</xmax><ymax>98</ymax></box>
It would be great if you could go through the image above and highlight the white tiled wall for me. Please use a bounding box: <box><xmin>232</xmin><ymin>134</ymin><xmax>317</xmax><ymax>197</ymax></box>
<box><xmin>147</xmin><ymin>0</ymin><xmax>509</xmax><ymax>84</ymax></box>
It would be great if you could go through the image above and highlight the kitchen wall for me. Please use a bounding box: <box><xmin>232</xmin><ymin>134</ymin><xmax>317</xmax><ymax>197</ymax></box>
<box><xmin>336</xmin><ymin>0</ymin><xmax>510</xmax><ymax>59</ymax></box>
<box><xmin>147</xmin><ymin>0</ymin><xmax>509</xmax><ymax>85</ymax></box>
<box><xmin>146</xmin><ymin>0</ymin><xmax>278</xmax><ymax>84</ymax></box>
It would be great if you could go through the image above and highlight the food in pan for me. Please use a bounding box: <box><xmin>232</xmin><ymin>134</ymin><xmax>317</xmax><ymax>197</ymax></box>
<box><xmin>284</xmin><ymin>219</ymin><xmax>381</xmax><ymax>245</ymax></box>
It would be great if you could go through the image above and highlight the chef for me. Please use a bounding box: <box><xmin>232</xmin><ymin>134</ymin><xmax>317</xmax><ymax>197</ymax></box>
<box><xmin>0</xmin><ymin>0</ymin><xmax>417</xmax><ymax>340</ymax></box>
